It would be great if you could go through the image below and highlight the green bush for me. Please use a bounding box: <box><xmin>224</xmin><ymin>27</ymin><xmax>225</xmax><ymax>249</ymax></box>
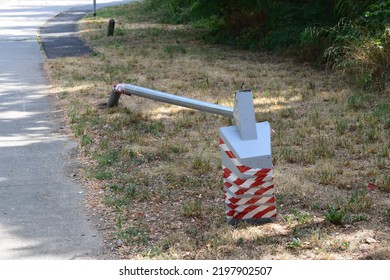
<box><xmin>143</xmin><ymin>0</ymin><xmax>389</xmax><ymax>90</ymax></box>
<box><xmin>301</xmin><ymin>1</ymin><xmax>389</xmax><ymax>91</ymax></box>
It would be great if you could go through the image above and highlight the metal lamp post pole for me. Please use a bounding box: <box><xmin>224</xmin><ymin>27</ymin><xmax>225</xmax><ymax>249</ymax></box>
<box><xmin>93</xmin><ymin>0</ymin><xmax>97</xmax><ymax>16</ymax></box>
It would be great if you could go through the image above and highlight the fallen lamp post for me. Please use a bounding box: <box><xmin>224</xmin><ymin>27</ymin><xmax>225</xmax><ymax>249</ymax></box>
<box><xmin>109</xmin><ymin>84</ymin><xmax>276</xmax><ymax>224</ymax></box>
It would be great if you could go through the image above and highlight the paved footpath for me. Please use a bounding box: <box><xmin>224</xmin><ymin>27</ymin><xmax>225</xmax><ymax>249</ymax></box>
<box><xmin>0</xmin><ymin>0</ymin><xmax>130</xmax><ymax>259</ymax></box>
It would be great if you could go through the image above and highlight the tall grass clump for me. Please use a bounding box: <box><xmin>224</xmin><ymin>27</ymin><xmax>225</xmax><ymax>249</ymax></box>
<box><xmin>301</xmin><ymin>1</ymin><xmax>389</xmax><ymax>92</ymax></box>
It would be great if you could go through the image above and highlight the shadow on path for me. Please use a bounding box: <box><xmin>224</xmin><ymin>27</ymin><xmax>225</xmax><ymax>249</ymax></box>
<box><xmin>40</xmin><ymin>8</ymin><xmax>94</xmax><ymax>59</ymax></box>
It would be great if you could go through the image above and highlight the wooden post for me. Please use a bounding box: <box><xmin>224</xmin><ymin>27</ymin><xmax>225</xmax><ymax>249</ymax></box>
<box><xmin>107</xmin><ymin>19</ymin><xmax>115</xmax><ymax>37</ymax></box>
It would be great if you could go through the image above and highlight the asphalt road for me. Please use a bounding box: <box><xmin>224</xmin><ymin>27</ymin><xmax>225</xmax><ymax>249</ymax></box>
<box><xmin>0</xmin><ymin>0</ymin><xmax>131</xmax><ymax>260</ymax></box>
<box><xmin>40</xmin><ymin>7</ymin><xmax>94</xmax><ymax>58</ymax></box>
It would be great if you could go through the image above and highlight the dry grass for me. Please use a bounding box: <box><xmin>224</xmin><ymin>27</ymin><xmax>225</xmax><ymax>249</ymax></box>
<box><xmin>46</xmin><ymin>2</ymin><xmax>390</xmax><ymax>260</ymax></box>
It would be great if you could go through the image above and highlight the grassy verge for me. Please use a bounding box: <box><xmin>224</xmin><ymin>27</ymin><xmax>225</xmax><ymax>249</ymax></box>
<box><xmin>46</xmin><ymin>2</ymin><xmax>390</xmax><ymax>259</ymax></box>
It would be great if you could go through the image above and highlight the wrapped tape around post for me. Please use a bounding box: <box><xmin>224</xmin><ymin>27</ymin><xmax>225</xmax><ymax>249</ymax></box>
<box><xmin>219</xmin><ymin>139</ymin><xmax>272</xmax><ymax>176</ymax></box>
<box><xmin>224</xmin><ymin>181</ymin><xmax>275</xmax><ymax>197</ymax></box>
<box><xmin>226</xmin><ymin>205</ymin><xmax>277</xmax><ymax>220</ymax></box>
<box><xmin>113</xmin><ymin>84</ymin><xmax>128</xmax><ymax>94</ymax></box>
<box><xmin>223</xmin><ymin>166</ymin><xmax>273</xmax><ymax>188</ymax></box>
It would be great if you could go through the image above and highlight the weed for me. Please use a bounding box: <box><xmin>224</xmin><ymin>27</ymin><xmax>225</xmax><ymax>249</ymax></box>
<box><xmin>104</xmin><ymin>196</ymin><xmax>129</xmax><ymax>209</ymax></box>
<box><xmin>164</xmin><ymin>44</ymin><xmax>187</xmax><ymax>57</ymax></box>
<box><xmin>118</xmin><ymin>225</ymin><xmax>148</xmax><ymax>245</ymax></box>
<box><xmin>311</xmin><ymin>135</ymin><xmax>335</xmax><ymax>159</ymax></box>
<box><xmin>330</xmin><ymin>239</ymin><xmax>350</xmax><ymax>251</ymax></box>
<box><xmin>143</xmin><ymin>121</ymin><xmax>165</xmax><ymax>135</ymax></box>
<box><xmin>336</xmin><ymin>119</ymin><xmax>348</xmax><ymax>135</ymax></box>
<box><xmin>287</xmin><ymin>238</ymin><xmax>302</xmax><ymax>249</ymax></box>
<box><xmin>74</xmin><ymin>123</ymin><xmax>85</xmax><ymax>137</ymax></box>
<box><xmin>59</xmin><ymin>91</ymin><xmax>69</xmax><ymax>100</ymax></box>
<box><xmin>110</xmin><ymin>184</ymin><xmax>122</xmax><ymax>194</ymax></box>
<box><xmin>380</xmin><ymin>174</ymin><xmax>390</xmax><ymax>192</ymax></box>
<box><xmin>279</xmin><ymin>107</ymin><xmax>295</xmax><ymax>119</ymax></box>
<box><xmin>347</xmin><ymin>92</ymin><xmax>366</xmax><ymax>110</ymax></box>
<box><xmin>351</xmin><ymin>213</ymin><xmax>368</xmax><ymax>222</ymax></box>
<box><xmin>319</xmin><ymin>170</ymin><xmax>337</xmax><ymax>185</ymax></box>
<box><xmin>115</xmin><ymin>28</ymin><xmax>127</xmax><ymax>36</ymax></box>
<box><xmin>276</xmin><ymin>147</ymin><xmax>296</xmax><ymax>163</ymax></box>
<box><xmin>124</xmin><ymin>183</ymin><xmax>137</xmax><ymax>199</ymax></box>
<box><xmin>384</xmin><ymin>209</ymin><xmax>390</xmax><ymax>223</ymax></box>
<box><xmin>308</xmin><ymin>81</ymin><xmax>316</xmax><ymax>90</ymax></box>
<box><xmin>285</xmin><ymin>209</ymin><xmax>312</xmax><ymax>225</ymax></box>
<box><xmin>375</xmin><ymin>155</ymin><xmax>387</xmax><ymax>170</ymax></box>
<box><xmin>192</xmin><ymin>155</ymin><xmax>211</xmax><ymax>174</ymax></box>
<box><xmin>93</xmin><ymin>170</ymin><xmax>113</xmax><ymax>181</ymax></box>
<box><xmin>325</xmin><ymin>205</ymin><xmax>344</xmax><ymax>225</ymax></box>
<box><xmin>311</xmin><ymin>203</ymin><xmax>320</xmax><ymax>210</ymax></box>
<box><xmin>97</xmin><ymin>149</ymin><xmax>120</xmax><ymax>167</ymax></box>
<box><xmin>81</xmin><ymin>134</ymin><xmax>92</xmax><ymax>146</ymax></box>
<box><xmin>365</xmin><ymin>129</ymin><xmax>379</xmax><ymax>142</ymax></box>
<box><xmin>310</xmin><ymin>227</ymin><xmax>328</xmax><ymax>248</ymax></box>
<box><xmin>344</xmin><ymin>189</ymin><xmax>372</xmax><ymax>213</ymax></box>
<box><xmin>182</xmin><ymin>199</ymin><xmax>202</xmax><ymax>218</ymax></box>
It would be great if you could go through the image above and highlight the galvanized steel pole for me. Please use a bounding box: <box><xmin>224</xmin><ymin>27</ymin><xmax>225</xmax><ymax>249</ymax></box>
<box><xmin>112</xmin><ymin>84</ymin><xmax>234</xmax><ymax>118</ymax></box>
<box><xmin>93</xmin><ymin>0</ymin><xmax>97</xmax><ymax>16</ymax></box>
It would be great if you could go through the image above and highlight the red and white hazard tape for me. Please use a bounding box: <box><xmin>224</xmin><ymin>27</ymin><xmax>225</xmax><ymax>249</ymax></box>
<box><xmin>226</xmin><ymin>205</ymin><xmax>277</xmax><ymax>220</ymax></box>
<box><xmin>220</xmin><ymin>138</ymin><xmax>276</xmax><ymax>223</ymax></box>
<box><xmin>112</xmin><ymin>84</ymin><xmax>128</xmax><ymax>94</ymax></box>
<box><xmin>219</xmin><ymin>138</ymin><xmax>272</xmax><ymax>176</ymax></box>
<box><xmin>224</xmin><ymin>181</ymin><xmax>275</xmax><ymax>197</ymax></box>
<box><xmin>223</xmin><ymin>166</ymin><xmax>273</xmax><ymax>188</ymax></box>
<box><xmin>225</xmin><ymin>192</ymin><xmax>275</xmax><ymax>206</ymax></box>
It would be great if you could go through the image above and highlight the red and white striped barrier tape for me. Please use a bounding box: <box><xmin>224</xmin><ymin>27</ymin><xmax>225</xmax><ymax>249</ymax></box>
<box><xmin>223</xmin><ymin>166</ymin><xmax>273</xmax><ymax>188</ymax></box>
<box><xmin>219</xmin><ymin>138</ymin><xmax>272</xmax><ymax>176</ymax></box>
<box><xmin>225</xmin><ymin>192</ymin><xmax>275</xmax><ymax>206</ymax></box>
<box><xmin>112</xmin><ymin>84</ymin><xmax>127</xmax><ymax>93</ymax></box>
<box><xmin>219</xmin><ymin>138</ymin><xmax>276</xmax><ymax>222</ymax></box>
<box><xmin>226</xmin><ymin>205</ymin><xmax>277</xmax><ymax>220</ymax></box>
<box><xmin>223</xmin><ymin>181</ymin><xmax>275</xmax><ymax>197</ymax></box>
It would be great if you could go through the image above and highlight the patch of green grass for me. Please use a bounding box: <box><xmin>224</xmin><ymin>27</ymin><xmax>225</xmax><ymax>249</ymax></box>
<box><xmin>311</xmin><ymin>135</ymin><xmax>335</xmax><ymax>159</ymax></box>
<box><xmin>104</xmin><ymin>195</ymin><xmax>130</xmax><ymax>209</ymax></box>
<box><xmin>285</xmin><ymin>209</ymin><xmax>312</xmax><ymax>225</ymax></box>
<box><xmin>384</xmin><ymin>209</ymin><xmax>390</xmax><ymax>223</ymax></box>
<box><xmin>59</xmin><ymin>91</ymin><xmax>69</xmax><ymax>100</ymax></box>
<box><xmin>192</xmin><ymin>155</ymin><xmax>211</xmax><ymax>175</ymax></box>
<box><xmin>118</xmin><ymin>225</ymin><xmax>148</xmax><ymax>245</ymax></box>
<box><xmin>380</xmin><ymin>174</ymin><xmax>390</xmax><ymax>192</ymax></box>
<box><xmin>96</xmin><ymin>149</ymin><xmax>120</xmax><ymax>167</ymax></box>
<box><xmin>81</xmin><ymin>134</ymin><xmax>92</xmax><ymax>146</ymax></box>
<box><xmin>344</xmin><ymin>189</ymin><xmax>372</xmax><ymax>213</ymax></box>
<box><xmin>164</xmin><ymin>44</ymin><xmax>187</xmax><ymax>57</ymax></box>
<box><xmin>336</xmin><ymin>119</ymin><xmax>348</xmax><ymax>135</ymax></box>
<box><xmin>92</xmin><ymin>170</ymin><xmax>113</xmax><ymax>181</ymax></box>
<box><xmin>319</xmin><ymin>170</ymin><xmax>337</xmax><ymax>185</ymax></box>
<box><xmin>325</xmin><ymin>205</ymin><xmax>344</xmax><ymax>225</ymax></box>
<box><xmin>287</xmin><ymin>238</ymin><xmax>302</xmax><ymax>249</ymax></box>
<box><xmin>347</xmin><ymin>91</ymin><xmax>367</xmax><ymax>110</ymax></box>
<box><xmin>279</xmin><ymin>107</ymin><xmax>295</xmax><ymax>119</ymax></box>
<box><xmin>183</xmin><ymin>199</ymin><xmax>202</xmax><ymax>218</ymax></box>
<box><xmin>142</xmin><ymin>121</ymin><xmax>165</xmax><ymax>135</ymax></box>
